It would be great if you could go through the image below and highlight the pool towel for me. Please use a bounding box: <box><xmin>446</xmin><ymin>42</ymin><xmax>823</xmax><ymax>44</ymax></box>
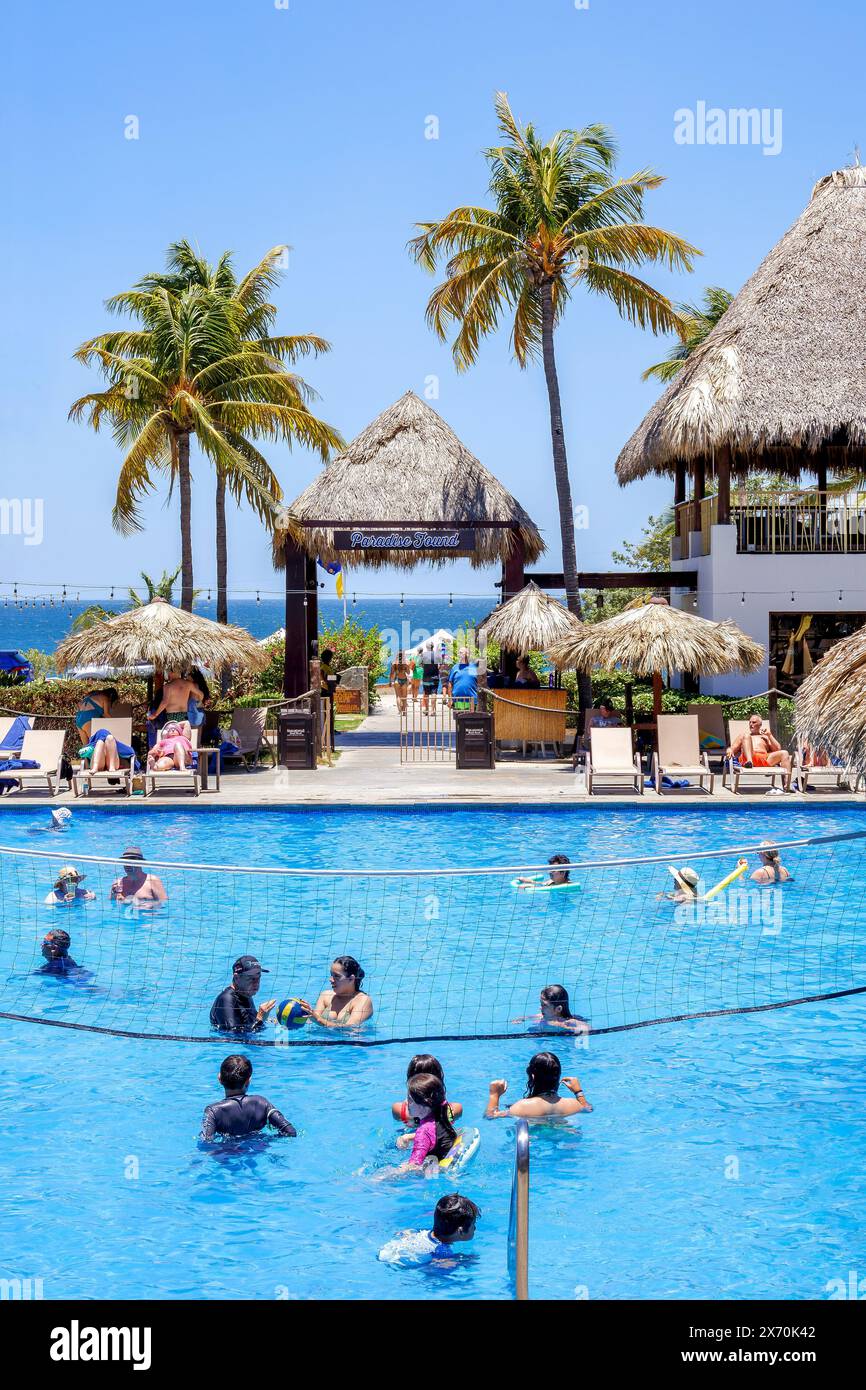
<box><xmin>87</xmin><ymin>727</ymin><xmax>141</xmax><ymax>771</ymax></box>
<box><xmin>0</xmin><ymin>756</ymin><xmax>39</xmax><ymax>792</ymax></box>
<box><xmin>646</xmin><ymin>774</ymin><xmax>691</xmax><ymax>789</ymax></box>
<box><xmin>0</xmin><ymin>714</ymin><xmax>31</xmax><ymax>753</ymax></box>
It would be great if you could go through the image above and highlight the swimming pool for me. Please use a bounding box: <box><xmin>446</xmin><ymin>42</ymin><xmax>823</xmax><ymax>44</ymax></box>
<box><xmin>1</xmin><ymin>803</ymin><xmax>864</xmax><ymax>1300</ymax></box>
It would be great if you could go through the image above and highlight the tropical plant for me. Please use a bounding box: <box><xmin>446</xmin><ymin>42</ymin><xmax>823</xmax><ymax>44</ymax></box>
<box><xmin>410</xmin><ymin>92</ymin><xmax>699</xmax><ymax>694</ymax></box>
<box><xmin>69</xmin><ymin>604</ymin><xmax>114</xmax><ymax>633</ymax></box>
<box><xmin>127</xmin><ymin>566</ymin><xmax>183</xmax><ymax>607</ymax></box>
<box><xmin>642</xmin><ymin>286</ymin><xmax>733</xmax><ymax>382</ymax></box>
<box><xmin>70</xmin><ymin>246</ymin><xmax>343</xmax><ymax>613</ymax></box>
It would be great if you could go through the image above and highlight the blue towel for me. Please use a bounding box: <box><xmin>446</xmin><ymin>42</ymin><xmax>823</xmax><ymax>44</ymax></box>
<box><xmin>0</xmin><ymin>755</ymin><xmax>39</xmax><ymax>792</ymax></box>
<box><xmin>646</xmin><ymin>774</ymin><xmax>691</xmax><ymax>789</ymax></box>
<box><xmin>187</xmin><ymin>697</ymin><xmax>205</xmax><ymax>729</ymax></box>
<box><xmin>0</xmin><ymin>714</ymin><xmax>31</xmax><ymax>752</ymax></box>
<box><xmin>88</xmin><ymin>727</ymin><xmax>140</xmax><ymax>771</ymax></box>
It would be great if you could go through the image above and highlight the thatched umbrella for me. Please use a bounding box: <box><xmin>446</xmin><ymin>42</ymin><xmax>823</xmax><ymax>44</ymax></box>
<box><xmin>55</xmin><ymin>597</ymin><xmax>268</xmax><ymax>676</ymax></box>
<box><xmin>548</xmin><ymin>597</ymin><xmax>763</xmax><ymax>717</ymax></box>
<box><xmin>615</xmin><ymin>166</ymin><xmax>866</xmax><ymax>484</ymax></box>
<box><xmin>795</xmin><ymin>624</ymin><xmax>866</xmax><ymax>774</ymax></box>
<box><xmin>272</xmin><ymin>390</ymin><xmax>544</xmax><ymax>571</ymax></box>
<box><xmin>477</xmin><ymin>581</ymin><xmax>583</xmax><ymax>653</ymax></box>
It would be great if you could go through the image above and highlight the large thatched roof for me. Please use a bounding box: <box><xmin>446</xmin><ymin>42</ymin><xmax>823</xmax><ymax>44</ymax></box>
<box><xmin>616</xmin><ymin>167</ymin><xmax>866</xmax><ymax>483</ymax></box>
<box><xmin>273</xmin><ymin>390</ymin><xmax>544</xmax><ymax>570</ymax></box>
<box><xmin>477</xmin><ymin>581</ymin><xmax>583</xmax><ymax>653</ymax></box>
<box><xmin>55</xmin><ymin>598</ymin><xmax>268</xmax><ymax>674</ymax></box>
<box><xmin>795</xmin><ymin>624</ymin><xmax>866</xmax><ymax>774</ymax></box>
<box><xmin>548</xmin><ymin>597</ymin><xmax>764</xmax><ymax>677</ymax></box>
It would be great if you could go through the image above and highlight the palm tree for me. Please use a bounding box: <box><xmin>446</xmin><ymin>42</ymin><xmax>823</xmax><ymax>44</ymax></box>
<box><xmin>410</xmin><ymin>93</ymin><xmax>699</xmax><ymax>683</ymax></box>
<box><xmin>642</xmin><ymin>286</ymin><xmax>733</xmax><ymax>382</ymax></box>
<box><xmin>135</xmin><ymin>241</ymin><xmax>341</xmax><ymax>623</ymax></box>
<box><xmin>70</xmin><ymin>253</ymin><xmax>342</xmax><ymax>612</ymax></box>
<box><xmin>127</xmin><ymin>565</ymin><xmax>184</xmax><ymax>607</ymax></box>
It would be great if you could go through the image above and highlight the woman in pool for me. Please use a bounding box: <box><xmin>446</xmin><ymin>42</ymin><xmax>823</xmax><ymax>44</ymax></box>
<box><xmin>485</xmin><ymin>1051</ymin><xmax>592</xmax><ymax>1119</ymax></box>
<box><xmin>512</xmin><ymin>985</ymin><xmax>590</xmax><ymax>1036</ymax></box>
<box><xmin>751</xmin><ymin>840</ymin><xmax>792</xmax><ymax>885</ymax></box>
<box><xmin>381</xmin><ymin>1072</ymin><xmax>459</xmax><ymax>1177</ymax></box>
<box><xmin>515</xmin><ymin>853</ymin><xmax>571</xmax><ymax>888</ymax></box>
<box><xmin>391</xmin><ymin>1055</ymin><xmax>463</xmax><ymax>1124</ymax></box>
<box><xmin>301</xmin><ymin>956</ymin><xmax>373</xmax><ymax>1029</ymax></box>
<box><xmin>658</xmin><ymin>859</ymin><xmax>749</xmax><ymax>903</ymax></box>
<box><xmin>45</xmin><ymin>866</ymin><xmax>96</xmax><ymax>907</ymax></box>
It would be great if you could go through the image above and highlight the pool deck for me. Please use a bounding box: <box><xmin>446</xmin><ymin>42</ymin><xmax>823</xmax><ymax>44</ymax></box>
<box><xmin>0</xmin><ymin>693</ymin><xmax>862</xmax><ymax>810</ymax></box>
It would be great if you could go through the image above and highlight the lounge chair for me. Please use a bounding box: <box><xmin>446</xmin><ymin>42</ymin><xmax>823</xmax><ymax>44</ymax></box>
<box><xmin>0</xmin><ymin>714</ymin><xmax>35</xmax><ymax>757</ymax></box>
<box><xmin>144</xmin><ymin>726</ymin><xmax>204</xmax><ymax>797</ymax></box>
<box><xmin>651</xmin><ymin>715</ymin><xmax>714</xmax><ymax>795</ymax></box>
<box><xmin>688</xmin><ymin>703</ymin><xmax>728</xmax><ymax>769</ymax></box>
<box><xmin>586</xmin><ymin>727</ymin><xmax>643</xmax><ymax>795</ymax></box>
<box><xmin>724</xmin><ymin>719</ymin><xmax>792</xmax><ymax>793</ymax></box>
<box><xmin>2</xmin><ymin>729</ymin><xmax>66</xmax><ymax>795</ymax></box>
<box><xmin>220</xmin><ymin>707</ymin><xmax>267</xmax><ymax>771</ymax></box>
<box><xmin>795</xmin><ymin>750</ymin><xmax>855</xmax><ymax>793</ymax></box>
<box><xmin>73</xmin><ymin>718</ymin><xmax>135</xmax><ymax>797</ymax></box>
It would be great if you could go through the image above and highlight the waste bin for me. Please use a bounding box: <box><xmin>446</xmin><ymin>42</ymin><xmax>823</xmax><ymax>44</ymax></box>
<box><xmin>455</xmin><ymin>710</ymin><xmax>495</xmax><ymax>770</ymax></box>
<box><xmin>278</xmin><ymin>710</ymin><xmax>316</xmax><ymax>770</ymax></box>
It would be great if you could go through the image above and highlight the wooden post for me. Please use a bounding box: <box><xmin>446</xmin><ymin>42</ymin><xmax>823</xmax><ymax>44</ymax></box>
<box><xmin>305</xmin><ymin>556</ymin><xmax>318</xmax><ymax>674</ymax></box>
<box><xmin>502</xmin><ymin>529</ymin><xmax>526</xmax><ymax>601</ymax></box>
<box><xmin>310</xmin><ymin>645</ymin><xmax>322</xmax><ymax>758</ymax></box>
<box><xmin>624</xmin><ymin>681</ymin><xmax>634</xmax><ymax>727</ymax></box>
<box><xmin>716</xmin><ymin>446</ymin><xmax>731</xmax><ymax>526</ymax></box>
<box><xmin>652</xmin><ymin>670</ymin><xmax>664</xmax><ymax>721</ymax></box>
<box><xmin>768</xmin><ymin>664</ymin><xmax>778</xmax><ymax>738</ymax></box>
<box><xmin>282</xmin><ymin>539</ymin><xmax>309</xmax><ymax>699</ymax></box>
<box><xmin>816</xmin><ymin>459</ymin><xmax>828</xmax><ymax>548</ymax></box>
<box><xmin>692</xmin><ymin>459</ymin><xmax>706</xmax><ymax>536</ymax></box>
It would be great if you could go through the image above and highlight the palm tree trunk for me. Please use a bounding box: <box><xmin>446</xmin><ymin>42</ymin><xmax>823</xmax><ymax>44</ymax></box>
<box><xmin>178</xmin><ymin>431</ymin><xmax>194</xmax><ymax>611</ymax></box>
<box><xmin>540</xmin><ymin>281</ymin><xmax>592</xmax><ymax>709</ymax></box>
<box><xmin>215</xmin><ymin>470</ymin><xmax>232</xmax><ymax>696</ymax></box>
<box><xmin>215</xmin><ymin>470</ymin><xmax>228</xmax><ymax>625</ymax></box>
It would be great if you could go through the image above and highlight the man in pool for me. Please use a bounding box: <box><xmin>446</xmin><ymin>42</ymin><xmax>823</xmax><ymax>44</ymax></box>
<box><xmin>378</xmin><ymin>1193</ymin><xmax>480</xmax><ymax>1266</ymax></box>
<box><xmin>109</xmin><ymin>847</ymin><xmax>168</xmax><ymax>906</ymax></box>
<box><xmin>210</xmin><ymin>956</ymin><xmax>277</xmax><ymax>1034</ymax></box>
<box><xmin>33</xmin><ymin>928</ymin><xmax>88</xmax><ymax>977</ymax></box>
<box><xmin>200</xmin><ymin>1054</ymin><xmax>296</xmax><ymax>1140</ymax></box>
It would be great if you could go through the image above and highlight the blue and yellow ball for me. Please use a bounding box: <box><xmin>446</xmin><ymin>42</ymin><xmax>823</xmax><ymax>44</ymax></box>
<box><xmin>276</xmin><ymin>997</ymin><xmax>308</xmax><ymax>1030</ymax></box>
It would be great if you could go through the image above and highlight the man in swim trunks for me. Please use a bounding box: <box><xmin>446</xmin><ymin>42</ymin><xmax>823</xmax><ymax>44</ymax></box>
<box><xmin>728</xmin><ymin>714</ymin><xmax>793</xmax><ymax>780</ymax></box>
<box><xmin>200</xmin><ymin>1054</ymin><xmax>296</xmax><ymax>1140</ymax></box>
<box><xmin>210</xmin><ymin>956</ymin><xmax>277</xmax><ymax>1033</ymax></box>
<box><xmin>109</xmin><ymin>846</ymin><xmax>168</xmax><ymax>905</ymax></box>
<box><xmin>147</xmin><ymin>670</ymin><xmax>203</xmax><ymax>726</ymax></box>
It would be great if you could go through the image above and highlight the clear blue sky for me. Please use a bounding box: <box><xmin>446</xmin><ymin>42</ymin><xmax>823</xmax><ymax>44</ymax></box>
<box><xmin>2</xmin><ymin>0</ymin><xmax>863</xmax><ymax>604</ymax></box>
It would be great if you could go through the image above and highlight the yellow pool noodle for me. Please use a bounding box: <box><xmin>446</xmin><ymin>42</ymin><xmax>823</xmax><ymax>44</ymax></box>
<box><xmin>701</xmin><ymin>861</ymin><xmax>749</xmax><ymax>902</ymax></box>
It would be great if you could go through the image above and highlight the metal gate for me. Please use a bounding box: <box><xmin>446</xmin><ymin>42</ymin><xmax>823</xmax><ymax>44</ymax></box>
<box><xmin>399</xmin><ymin>694</ymin><xmax>478</xmax><ymax>762</ymax></box>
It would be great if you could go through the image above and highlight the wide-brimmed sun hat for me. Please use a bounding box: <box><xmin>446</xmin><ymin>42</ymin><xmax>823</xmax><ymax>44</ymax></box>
<box><xmin>668</xmin><ymin>865</ymin><xmax>700</xmax><ymax>891</ymax></box>
<box><xmin>55</xmin><ymin>865</ymin><xmax>84</xmax><ymax>887</ymax></box>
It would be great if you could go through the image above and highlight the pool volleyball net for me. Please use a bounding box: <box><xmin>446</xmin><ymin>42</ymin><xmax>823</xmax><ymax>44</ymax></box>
<box><xmin>1</xmin><ymin>830</ymin><xmax>864</xmax><ymax>1046</ymax></box>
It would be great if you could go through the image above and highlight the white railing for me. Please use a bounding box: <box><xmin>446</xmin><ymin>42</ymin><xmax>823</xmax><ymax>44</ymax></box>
<box><xmin>507</xmin><ymin>1119</ymin><xmax>530</xmax><ymax>1300</ymax></box>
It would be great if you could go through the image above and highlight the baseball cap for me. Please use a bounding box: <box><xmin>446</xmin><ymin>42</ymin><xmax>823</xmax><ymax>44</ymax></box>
<box><xmin>232</xmin><ymin>955</ymin><xmax>268</xmax><ymax>974</ymax></box>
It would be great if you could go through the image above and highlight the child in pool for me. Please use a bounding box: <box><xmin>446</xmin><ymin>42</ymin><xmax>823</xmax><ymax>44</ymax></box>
<box><xmin>391</xmin><ymin>1054</ymin><xmax>463</xmax><ymax>1125</ymax></box>
<box><xmin>485</xmin><ymin>1051</ymin><xmax>592</xmax><ymax>1120</ymax></box>
<box><xmin>377</xmin><ymin>1073</ymin><xmax>459</xmax><ymax>1178</ymax></box>
<box><xmin>515</xmin><ymin>853</ymin><xmax>571</xmax><ymax>888</ymax></box>
<box><xmin>378</xmin><ymin>1194</ymin><xmax>480</xmax><ymax>1267</ymax></box>
<box><xmin>512</xmin><ymin>984</ymin><xmax>590</xmax><ymax>1036</ymax></box>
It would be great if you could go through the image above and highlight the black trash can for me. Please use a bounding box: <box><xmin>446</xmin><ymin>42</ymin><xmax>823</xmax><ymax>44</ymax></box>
<box><xmin>455</xmin><ymin>710</ymin><xmax>495</xmax><ymax>770</ymax></box>
<box><xmin>278</xmin><ymin>710</ymin><xmax>316</xmax><ymax>770</ymax></box>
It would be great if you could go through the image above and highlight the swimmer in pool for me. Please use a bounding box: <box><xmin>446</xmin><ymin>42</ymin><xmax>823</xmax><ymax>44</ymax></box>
<box><xmin>515</xmin><ymin>853</ymin><xmax>571</xmax><ymax>888</ymax></box>
<box><xmin>27</xmin><ymin>807</ymin><xmax>72</xmax><ymax>835</ymax></box>
<box><xmin>33</xmin><ymin>929</ymin><xmax>87</xmax><ymax>977</ymax></box>
<box><xmin>109</xmin><ymin>846</ymin><xmax>168</xmax><ymax>906</ymax></box>
<box><xmin>376</xmin><ymin>1072</ymin><xmax>460</xmax><ymax>1179</ymax></box>
<box><xmin>44</xmin><ymin>866</ymin><xmax>95</xmax><ymax>906</ymax></box>
<box><xmin>512</xmin><ymin>984</ymin><xmax>590</xmax><ymax>1036</ymax></box>
<box><xmin>200</xmin><ymin>1054</ymin><xmax>296</xmax><ymax>1140</ymax></box>
<box><xmin>485</xmin><ymin>1051</ymin><xmax>592</xmax><ymax>1120</ymax></box>
<box><xmin>657</xmin><ymin>859</ymin><xmax>749</xmax><ymax>903</ymax></box>
<box><xmin>299</xmin><ymin>956</ymin><xmax>373</xmax><ymax>1030</ymax></box>
<box><xmin>209</xmin><ymin>956</ymin><xmax>277</xmax><ymax>1034</ymax></box>
<box><xmin>391</xmin><ymin>1054</ymin><xmax>463</xmax><ymax>1125</ymax></box>
<box><xmin>751</xmin><ymin>840</ymin><xmax>792</xmax><ymax>885</ymax></box>
<box><xmin>378</xmin><ymin>1194</ymin><xmax>480</xmax><ymax>1267</ymax></box>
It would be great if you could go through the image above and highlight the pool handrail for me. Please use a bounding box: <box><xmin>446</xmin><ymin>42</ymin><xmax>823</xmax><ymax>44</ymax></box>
<box><xmin>508</xmin><ymin>1119</ymin><xmax>530</xmax><ymax>1300</ymax></box>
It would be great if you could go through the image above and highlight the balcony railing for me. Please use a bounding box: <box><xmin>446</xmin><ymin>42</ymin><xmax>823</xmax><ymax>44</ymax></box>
<box><xmin>675</xmin><ymin>493</ymin><xmax>866</xmax><ymax>555</ymax></box>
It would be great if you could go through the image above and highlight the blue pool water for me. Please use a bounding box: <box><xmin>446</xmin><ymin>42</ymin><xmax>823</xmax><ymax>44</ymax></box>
<box><xmin>1</xmin><ymin>803</ymin><xmax>864</xmax><ymax>1300</ymax></box>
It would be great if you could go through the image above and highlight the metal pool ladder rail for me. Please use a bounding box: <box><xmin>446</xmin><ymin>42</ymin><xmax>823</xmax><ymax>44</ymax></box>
<box><xmin>508</xmin><ymin>1119</ymin><xmax>530</xmax><ymax>1299</ymax></box>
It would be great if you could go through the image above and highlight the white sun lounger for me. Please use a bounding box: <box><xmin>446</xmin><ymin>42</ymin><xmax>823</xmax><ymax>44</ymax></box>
<box><xmin>73</xmin><ymin>718</ymin><xmax>134</xmax><ymax>797</ymax></box>
<box><xmin>794</xmin><ymin>751</ymin><xmax>855</xmax><ymax>793</ymax></box>
<box><xmin>3</xmin><ymin>729</ymin><xmax>66</xmax><ymax>796</ymax></box>
<box><xmin>586</xmin><ymin>727</ymin><xmax>643</xmax><ymax>794</ymax></box>
<box><xmin>724</xmin><ymin>719</ymin><xmax>792</xmax><ymax>792</ymax></box>
<box><xmin>144</xmin><ymin>725</ymin><xmax>204</xmax><ymax>797</ymax></box>
<box><xmin>651</xmin><ymin>714</ymin><xmax>714</xmax><ymax>795</ymax></box>
<box><xmin>0</xmin><ymin>714</ymin><xmax>36</xmax><ymax>756</ymax></box>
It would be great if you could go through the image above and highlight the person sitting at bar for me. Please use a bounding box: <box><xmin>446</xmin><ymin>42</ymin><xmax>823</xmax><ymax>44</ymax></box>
<box><xmin>514</xmin><ymin>656</ymin><xmax>540</xmax><ymax>689</ymax></box>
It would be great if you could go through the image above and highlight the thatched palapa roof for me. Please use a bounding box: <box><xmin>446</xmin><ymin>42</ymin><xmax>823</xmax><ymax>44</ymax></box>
<box><xmin>548</xmin><ymin>597</ymin><xmax>764</xmax><ymax>677</ymax></box>
<box><xmin>795</xmin><ymin>624</ymin><xmax>866</xmax><ymax>775</ymax></box>
<box><xmin>55</xmin><ymin>597</ymin><xmax>268</xmax><ymax>674</ymax></box>
<box><xmin>478</xmin><ymin>581</ymin><xmax>583</xmax><ymax>653</ymax></box>
<box><xmin>616</xmin><ymin>167</ymin><xmax>866</xmax><ymax>483</ymax></box>
<box><xmin>273</xmin><ymin>391</ymin><xmax>544</xmax><ymax>570</ymax></box>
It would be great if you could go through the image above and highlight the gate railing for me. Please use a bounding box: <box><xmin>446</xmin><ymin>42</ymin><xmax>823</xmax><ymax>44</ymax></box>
<box><xmin>508</xmin><ymin>1119</ymin><xmax>530</xmax><ymax>1300</ymax></box>
<box><xmin>399</xmin><ymin>693</ymin><xmax>478</xmax><ymax>762</ymax></box>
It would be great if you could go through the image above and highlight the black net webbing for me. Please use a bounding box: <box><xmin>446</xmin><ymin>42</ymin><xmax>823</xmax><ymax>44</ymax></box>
<box><xmin>2</xmin><ymin>830</ymin><xmax>865</xmax><ymax>1047</ymax></box>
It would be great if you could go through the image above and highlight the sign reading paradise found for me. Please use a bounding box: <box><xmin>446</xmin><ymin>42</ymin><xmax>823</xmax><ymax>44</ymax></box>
<box><xmin>332</xmin><ymin>528</ymin><xmax>477</xmax><ymax>553</ymax></box>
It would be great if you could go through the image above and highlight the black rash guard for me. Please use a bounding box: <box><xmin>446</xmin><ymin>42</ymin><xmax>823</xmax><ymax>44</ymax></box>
<box><xmin>35</xmin><ymin>955</ymin><xmax>82</xmax><ymax>975</ymax></box>
<box><xmin>209</xmin><ymin>986</ymin><xmax>262</xmax><ymax>1034</ymax></box>
<box><xmin>200</xmin><ymin>1093</ymin><xmax>296</xmax><ymax>1140</ymax></box>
